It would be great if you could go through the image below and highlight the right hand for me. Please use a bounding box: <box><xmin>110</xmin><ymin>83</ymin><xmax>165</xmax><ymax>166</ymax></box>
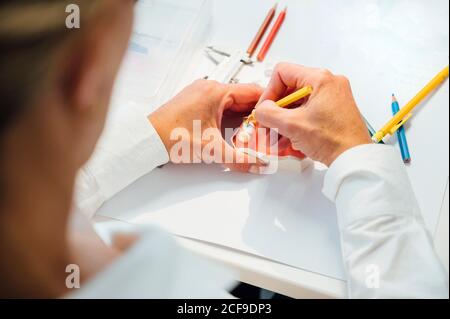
<box><xmin>255</xmin><ymin>63</ymin><xmax>372</xmax><ymax>167</ymax></box>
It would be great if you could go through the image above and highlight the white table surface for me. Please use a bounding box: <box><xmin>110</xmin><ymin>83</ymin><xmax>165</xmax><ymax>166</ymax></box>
<box><xmin>95</xmin><ymin>0</ymin><xmax>449</xmax><ymax>298</ymax></box>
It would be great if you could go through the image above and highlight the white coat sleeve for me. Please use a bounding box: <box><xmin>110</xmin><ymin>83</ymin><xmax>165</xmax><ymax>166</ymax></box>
<box><xmin>74</xmin><ymin>102</ymin><xmax>169</xmax><ymax>218</ymax></box>
<box><xmin>322</xmin><ymin>144</ymin><xmax>449</xmax><ymax>299</ymax></box>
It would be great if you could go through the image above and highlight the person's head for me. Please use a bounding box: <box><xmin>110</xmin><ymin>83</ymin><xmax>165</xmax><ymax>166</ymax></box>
<box><xmin>0</xmin><ymin>0</ymin><xmax>135</xmax><ymax>209</ymax></box>
<box><xmin>0</xmin><ymin>0</ymin><xmax>136</xmax><ymax>298</ymax></box>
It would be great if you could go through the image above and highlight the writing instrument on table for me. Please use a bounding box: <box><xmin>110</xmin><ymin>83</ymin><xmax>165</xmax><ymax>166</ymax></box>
<box><xmin>372</xmin><ymin>66</ymin><xmax>449</xmax><ymax>143</ymax></box>
<box><xmin>363</xmin><ymin>116</ymin><xmax>384</xmax><ymax>144</ymax></box>
<box><xmin>392</xmin><ymin>94</ymin><xmax>411</xmax><ymax>163</ymax></box>
<box><xmin>247</xmin><ymin>4</ymin><xmax>277</xmax><ymax>58</ymax></box>
<box><xmin>257</xmin><ymin>6</ymin><xmax>287</xmax><ymax>62</ymax></box>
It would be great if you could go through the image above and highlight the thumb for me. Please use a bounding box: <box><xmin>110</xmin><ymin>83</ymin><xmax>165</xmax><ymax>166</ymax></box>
<box><xmin>255</xmin><ymin>100</ymin><xmax>295</xmax><ymax>137</ymax></box>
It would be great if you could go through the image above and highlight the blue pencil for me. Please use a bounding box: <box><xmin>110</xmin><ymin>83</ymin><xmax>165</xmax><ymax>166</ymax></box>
<box><xmin>391</xmin><ymin>94</ymin><xmax>411</xmax><ymax>163</ymax></box>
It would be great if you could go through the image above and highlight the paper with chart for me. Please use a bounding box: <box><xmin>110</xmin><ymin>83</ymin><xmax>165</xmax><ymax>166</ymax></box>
<box><xmin>99</xmin><ymin>0</ymin><xmax>449</xmax><ymax>280</ymax></box>
<box><xmin>111</xmin><ymin>0</ymin><xmax>210</xmax><ymax>112</ymax></box>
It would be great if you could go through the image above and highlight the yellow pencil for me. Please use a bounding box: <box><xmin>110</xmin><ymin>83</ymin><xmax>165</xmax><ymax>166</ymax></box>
<box><xmin>372</xmin><ymin>66</ymin><xmax>449</xmax><ymax>143</ymax></box>
<box><xmin>246</xmin><ymin>85</ymin><xmax>313</xmax><ymax>124</ymax></box>
<box><xmin>276</xmin><ymin>85</ymin><xmax>314</xmax><ymax>107</ymax></box>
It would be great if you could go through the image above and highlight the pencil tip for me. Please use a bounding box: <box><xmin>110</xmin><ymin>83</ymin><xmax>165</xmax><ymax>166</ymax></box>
<box><xmin>284</xmin><ymin>6</ymin><xmax>288</xmax><ymax>12</ymax></box>
<box><xmin>392</xmin><ymin>94</ymin><xmax>397</xmax><ymax>102</ymax></box>
<box><xmin>273</xmin><ymin>3</ymin><xmax>278</xmax><ymax>9</ymax></box>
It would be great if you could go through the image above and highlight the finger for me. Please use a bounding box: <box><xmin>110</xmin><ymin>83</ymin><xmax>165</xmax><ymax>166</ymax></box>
<box><xmin>224</xmin><ymin>83</ymin><xmax>264</xmax><ymax>113</ymax></box>
<box><xmin>259</xmin><ymin>63</ymin><xmax>321</xmax><ymax>102</ymax></box>
<box><xmin>255</xmin><ymin>100</ymin><xmax>300</xmax><ymax>137</ymax></box>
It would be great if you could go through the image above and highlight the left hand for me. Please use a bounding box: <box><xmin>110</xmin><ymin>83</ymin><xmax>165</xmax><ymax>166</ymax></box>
<box><xmin>149</xmin><ymin>80</ymin><xmax>268</xmax><ymax>171</ymax></box>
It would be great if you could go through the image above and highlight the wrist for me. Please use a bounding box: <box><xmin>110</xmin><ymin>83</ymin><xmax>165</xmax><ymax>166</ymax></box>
<box><xmin>148</xmin><ymin>112</ymin><xmax>172</xmax><ymax>153</ymax></box>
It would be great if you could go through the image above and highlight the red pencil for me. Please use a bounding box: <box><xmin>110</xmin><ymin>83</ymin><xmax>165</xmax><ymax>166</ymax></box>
<box><xmin>247</xmin><ymin>4</ymin><xmax>277</xmax><ymax>58</ymax></box>
<box><xmin>257</xmin><ymin>7</ymin><xmax>287</xmax><ymax>62</ymax></box>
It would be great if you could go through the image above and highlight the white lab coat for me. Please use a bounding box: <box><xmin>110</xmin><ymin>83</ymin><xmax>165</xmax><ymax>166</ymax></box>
<box><xmin>69</xmin><ymin>100</ymin><xmax>449</xmax><ymax>299</ymax></box>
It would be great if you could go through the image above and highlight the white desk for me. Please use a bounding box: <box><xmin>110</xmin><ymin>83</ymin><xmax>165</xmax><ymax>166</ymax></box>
<box><xmin>95</xmin><ymin>0</ymin><xmax>449</xmax><ymax>298</ymax></box>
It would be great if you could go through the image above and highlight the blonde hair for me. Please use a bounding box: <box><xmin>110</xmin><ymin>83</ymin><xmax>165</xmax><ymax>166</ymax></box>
<box><xmin>0</xmin><ymin>0</ymin><xmax>103</xmax><ymax>134</ymax></box>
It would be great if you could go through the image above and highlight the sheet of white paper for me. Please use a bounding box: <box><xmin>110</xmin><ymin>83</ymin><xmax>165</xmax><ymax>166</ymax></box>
<box><xmin>112</xmin><ymin>0</ymin><xmax>210</xmax><ymax>109</ymax></box>
<box><xmin>99</xmin><ymin>162</ymin><xmax>345</xmax><ymax>279</ymax></box>
<box><xmin>99</xmin><ymin>0</ymin><xmax>449</xmax><ymax>280</ymax></box>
